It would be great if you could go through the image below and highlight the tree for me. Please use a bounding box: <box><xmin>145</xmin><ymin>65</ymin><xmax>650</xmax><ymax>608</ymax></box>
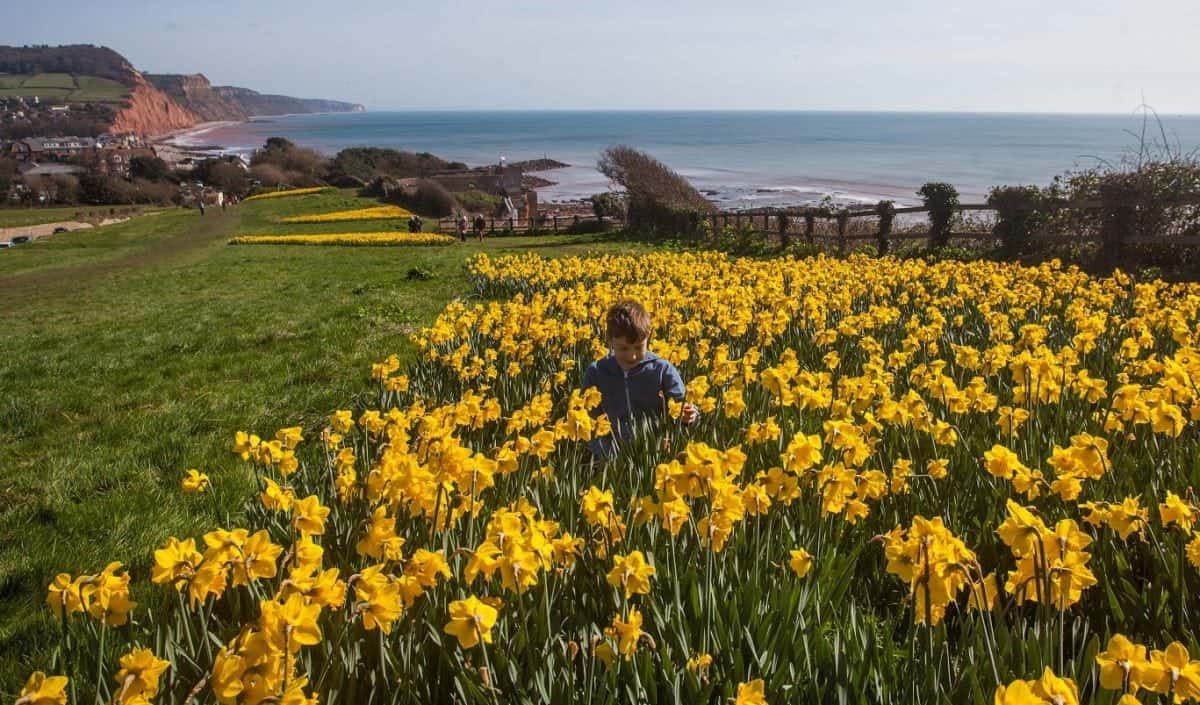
<box><xmin>598</xmin><ymin>146</ymin><xmax>714</xmax><ymax>238</ymax></box>
<box><xmin>598</xmin><ymin>145</ymin><xmax>713</xmax><ymax>212</ymax></box>
<box><xmin>325</xmin><ymin>147</ymin><xmax>462</xmax><ymax>183</ymax></box>
<box><xmin>193</xmin><ymin>158</ymin><xmax>248</xmax><ymax>195</ymax></box>
<box><xmin>263</xmin><ymin>137</ymin><xmax>296</xmax><ymax>152</ymax></box>
<box><xmin>590</xmin><ymin>192</ymin><xmax>625</xmax><ymax>222</ymax></box>
<box><xmin>918</xmin><ymin>182</ymin><xmax>959</xmax><ymax>250</ymax></box>
<box><xmin>250</xmin><ymin>163</ymin><xmax>286</xmax><ymax>187</ymax></box>
<box><xmin>129</xmin><ymin>156</ymin><xmax>170</xmax><ymax>182</ymax></box>
<box><xmin>250</xmin><ymin>137</ymin><xmax>326</xmax><ymax>185</ymax></box>
<box><xmin>78</xmin><ymin>173</ymin><xmax>121</xmax><ymax>204</ymax></box>
<box><xmin>0</xmin><ymin>157</ymin><xmax>15</xmax><ymax>197</ymax></box>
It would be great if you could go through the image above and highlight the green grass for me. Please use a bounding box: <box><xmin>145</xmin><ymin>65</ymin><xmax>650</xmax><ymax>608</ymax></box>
<box><xmin>0</xmin><ymin>210</ymin><xmax>190</xmax><ymax>278</ymax></box>
<box><xmin>18</xmin><ymin>73</ymin><xmax>74</xmax><ymax>89</ymax></box>
<box><xmin>0</xmin><ymin>190</ymin><xmax>638</xmax><ymax>689</ymax></box>
<box><xmin>70</xmin><ymin>75</ymin><xmax>129</xmax><ymax>101</ymax></box>
<box><xmin>0</xmin><ymin>73</ymin><xmax>129</xmax><ymax>102</ymax></box>
<box><xmin>0</xmin><ymin>206</ymin><xmax>147</xmax><ymax>229</ymax></box>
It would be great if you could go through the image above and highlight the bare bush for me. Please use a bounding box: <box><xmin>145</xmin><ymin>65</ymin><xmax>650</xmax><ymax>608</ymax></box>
<box><xmin>386</xmin><ymin>179</ymin><xmax>459</xmax><ymax>218</ymax></box>
<box><xmin>250</xmin><ymin>163</ymin><xmax>286</xmax><ymax>188</ymax></box>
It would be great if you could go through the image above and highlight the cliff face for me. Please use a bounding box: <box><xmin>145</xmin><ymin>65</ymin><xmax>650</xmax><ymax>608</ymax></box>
<box><xmin>145</xmin><ymin>73</ymin><xmax>249</xmax><ymax>122</ymax></box>
<box><xmin>145</xmin><ymin>73</ymin><xmax>365</xmax><ymax>124</ymax></box>
<box><xmin>0</xmin><ymin>45</ymin><xmax>365</xmax><ymax>138</ymax></box>
<box><xmin>213</xmin><ymin>86</ymin><xmax>365</xmax><ymax>117</ymax></box>
<box><xmin>107</xmin><ymin>75</ymin><xmax>202</xmax><ymax>136</ymax></box>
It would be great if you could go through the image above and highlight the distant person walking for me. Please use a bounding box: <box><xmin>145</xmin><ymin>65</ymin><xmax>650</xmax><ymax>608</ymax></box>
<box><xmin>198</xmin><ymin>197</ymin><xmax>206</xmax><ymax>216</ymax></box>
<box><xmin>457</xmin><ymin>212</ymin><xmax>469</xmax><ymax>242</ymax></box>
<box><xmin>473</xmin><ymin>213</ymin><xmax>486</xmax><ymax>242</ymax></box>
<box><xmin>408</xmin><ymin>214</ymin><xmax>423</xmax><ymax>233</ymax></box>
<box><xmin>217</xmin><ymin>191</ymin><xmax>226</xmax><ymax>211</ymax></box>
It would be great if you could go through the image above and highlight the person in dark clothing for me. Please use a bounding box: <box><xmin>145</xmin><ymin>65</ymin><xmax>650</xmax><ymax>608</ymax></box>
<box><xmin>473</xmin><ymin>214</ymin><xmax>486</xmax><ymax>242</ymax></box>
<box><xmin>581</xmin><ymin>300</ymin><xmax>698</xmax><ymax>457</ymax></box>
<box><xmin>457</xmin><ymin>213</ymin><xmax>469</xmax><ymax>242</ymax></box>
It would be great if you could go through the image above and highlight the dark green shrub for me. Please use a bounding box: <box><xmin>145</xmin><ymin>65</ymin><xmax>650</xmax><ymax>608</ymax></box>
<box><xmin>918</xmin><ymin>182</ymin><xmax>959</xmax><ymax>250</ymax></box>
<box><xmin>590</xmin><ymin>192</ymin><xmax>625</xmax><ymax>223</ymax></box>
<box><xmin>988</xmin><ymin>185</ymin><xmax>1049</xmax><ymax>256</ymax></box>
<box><xmin>875</xmin><ymin>200</ymin><xmax>895</xmax><ymax>255</ymax></box>
<box><xmin>388</xmin><ymin>179</ymin><xmax>459</xmax><ymax>218</ymax></box>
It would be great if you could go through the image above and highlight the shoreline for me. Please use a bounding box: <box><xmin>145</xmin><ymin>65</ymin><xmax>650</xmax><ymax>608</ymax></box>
<box><xmin>151</xmin><ymin>121</ymin><xmax>243</xmax><ymax>166</ymax></box>
<box><xmin>152</xmin><ymin>120</ymin><xmax>242</xmax><ymax>146</ymax></box>
<box><xmin>146</xmin><ymin>114</ymin><xmax>997</xmax><ymax>209</ymax></box>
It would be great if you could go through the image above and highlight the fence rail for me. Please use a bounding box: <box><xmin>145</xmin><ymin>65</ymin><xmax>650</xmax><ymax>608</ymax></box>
<box><xmin>433</xmin><ymin>193</ymin><xmax>1200</xmax><ymax>250</ymax></box>
<box><xmin>435</xmin><ymin>214</ymin><xmax>618</xmax><ymax>235</ymax></box>
<box><xmin>704</xmin><ymin>193</ymin><xmax>1200</xmax><ymax>250</ymax></box>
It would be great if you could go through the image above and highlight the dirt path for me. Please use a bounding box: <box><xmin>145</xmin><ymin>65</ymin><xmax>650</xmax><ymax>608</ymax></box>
<box><xmin>0</xmin><ymin>217</ymin><xmax>132</xmax><ymax>244</ymax></box>
<box><xmin>0</xmin><ymin>209</ymin><xmax>236</xmax><ymax>304</ymax></box>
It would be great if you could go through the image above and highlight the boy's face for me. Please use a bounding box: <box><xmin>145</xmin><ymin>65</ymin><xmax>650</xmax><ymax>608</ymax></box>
<box><xmin>611</xmin><ymin>335</ymin><xmax>648</xmax><ymax>371</ymax></box>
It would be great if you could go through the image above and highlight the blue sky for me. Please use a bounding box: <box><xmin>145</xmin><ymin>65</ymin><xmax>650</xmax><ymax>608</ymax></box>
<box><xmin>4</xmin><ymin>0</ymin><xmax>1199</xmax><ymax>113</ymax></box>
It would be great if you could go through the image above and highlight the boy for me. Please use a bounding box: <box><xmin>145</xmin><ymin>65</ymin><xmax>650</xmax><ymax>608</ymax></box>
<box><xmin>582</xmin><ymin>300</ymin><xmax>698</xmax><ymax>456</ymax></box>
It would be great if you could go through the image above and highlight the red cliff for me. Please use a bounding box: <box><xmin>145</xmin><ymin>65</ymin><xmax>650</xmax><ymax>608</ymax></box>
<box><xmin>107</xmin><ymin>75</ymin><xmax>201</xmax><ymax>136</ymax></box>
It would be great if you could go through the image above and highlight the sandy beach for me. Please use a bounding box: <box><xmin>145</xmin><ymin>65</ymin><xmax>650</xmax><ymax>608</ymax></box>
<box><xmin>151</xmin><ymin>120</ymin><xmax>244</xmax><ymax>166</ymax></box>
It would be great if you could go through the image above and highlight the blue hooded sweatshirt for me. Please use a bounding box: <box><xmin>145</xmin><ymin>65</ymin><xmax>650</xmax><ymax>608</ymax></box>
<box><xmin>581</xmin><ymin>351</ymin><xmax>686</xmax><ymax>454</ymax></box>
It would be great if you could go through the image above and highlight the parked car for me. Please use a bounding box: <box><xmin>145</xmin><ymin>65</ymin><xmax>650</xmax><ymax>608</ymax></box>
<box><xmin>10</xmin><ymin>235</ymin><xmax>30</xmax><ymax>244</ymax></box>
<box><xmin>53</xmin><ymin>226</ymin><xmax>68</xmax><ymax>234</ymax></box>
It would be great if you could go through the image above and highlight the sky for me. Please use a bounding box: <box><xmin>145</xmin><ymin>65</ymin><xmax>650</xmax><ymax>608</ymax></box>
<box><xmin>4</xmin><ymin>0</ymin><xmax>1199</xmax><ymax>114</ymax></box>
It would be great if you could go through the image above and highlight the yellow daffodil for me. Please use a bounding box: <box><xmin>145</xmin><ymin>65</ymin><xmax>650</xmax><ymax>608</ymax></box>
<box><xmin>443</xmin><ymin>595</ymin><xmax>500</xmax><ymax>648</ymax></box>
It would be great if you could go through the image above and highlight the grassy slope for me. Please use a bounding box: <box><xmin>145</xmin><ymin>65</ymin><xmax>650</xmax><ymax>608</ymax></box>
<box><xmin>0</xmin><ymin>189</ymin><xmax>636</xmax><ymax>687</ymax></box>
<box><xmin>0</xmin><ymin>73</ymin><xmax>128</xmax><ymax>102</ymax></box>
<box><xmin>0</xmin><ymin>210</ymin><xmax>193</xmax><ymax>278</ymax></box>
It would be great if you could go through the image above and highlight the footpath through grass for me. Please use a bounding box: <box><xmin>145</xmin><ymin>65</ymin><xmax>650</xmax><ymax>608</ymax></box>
<box><xmin>0</xmin><ymin>189</ymin><xmax>638</xmax><ymax>688</ymax></box>
<box><xmin>0</xmin><ymin>206</ymin><xmax>150</xmax><ymax>229</ymax></box>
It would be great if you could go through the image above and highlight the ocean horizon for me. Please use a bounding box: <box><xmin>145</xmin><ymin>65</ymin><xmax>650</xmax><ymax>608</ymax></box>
<box><xmin>178</xmin><ymin>110</ymin><xmax>1200</xmax><ymax>208</ymax></box>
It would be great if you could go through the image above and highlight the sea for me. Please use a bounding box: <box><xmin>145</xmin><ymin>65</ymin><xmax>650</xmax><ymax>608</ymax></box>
<box><xmin>176</xmin><ymin>111</ymin><xmax>1200</xmax><ymax>209</ymax></box>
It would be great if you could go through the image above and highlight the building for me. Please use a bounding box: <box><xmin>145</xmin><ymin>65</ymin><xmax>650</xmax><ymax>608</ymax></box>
<box><xmin>16</xmin><ymin>162</ymin><xmax>86</xmax><ymax>177</ymax></box>
<box><xmin>95</xmin><ymin>147</ymin><xmax>157</xmax><ymax>178</ymax></box>
<box><xmin>9</xmin><ymin>136</ymin><xmax>98</xmax><ymax>162</ymax></box>
<box><xmin>431</xmin><ymin>164</ymin><xmax>523</xmax><ymax>196</ymax></box>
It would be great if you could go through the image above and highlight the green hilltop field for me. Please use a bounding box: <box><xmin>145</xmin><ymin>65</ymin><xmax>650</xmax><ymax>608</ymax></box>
<box><xmin>0</xmin><ymin>72</ymin><xmax>129</xmax><ymax>102</ymax></box>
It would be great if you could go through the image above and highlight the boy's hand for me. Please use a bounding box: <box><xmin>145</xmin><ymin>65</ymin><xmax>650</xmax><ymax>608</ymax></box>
<box><xmin>681</xmin><ymin>402</ymin><xmax>699</xmax><ymax>425</ymax></box>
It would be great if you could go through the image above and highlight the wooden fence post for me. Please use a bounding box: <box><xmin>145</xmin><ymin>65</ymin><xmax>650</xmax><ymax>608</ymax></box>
<box><xmin>804</xmin><ymin>212</ymin><xmax>815</xmax><ymax>244</ymax></box>
<box><xmin>553</xmin><ymin>216</ymin><xmax>558</xmax><ymax>233</ymax></box>
<box><xmin>836</xmin><ymin>210</ymin><xmax>850</xmax><ymax>255</ymax></box>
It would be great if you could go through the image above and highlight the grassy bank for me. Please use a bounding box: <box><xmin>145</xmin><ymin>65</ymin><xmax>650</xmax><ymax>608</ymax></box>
<box><xmin>0</xmin><ymin>189</ymin><xmax>634</xmax><ymax>688</ymax></box>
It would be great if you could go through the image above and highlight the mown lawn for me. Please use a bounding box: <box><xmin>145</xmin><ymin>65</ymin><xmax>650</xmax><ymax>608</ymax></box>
<box><xmin>0</xmin><ymin>190</ymin><xmax>637</xmax><ymax>689</ymax></box>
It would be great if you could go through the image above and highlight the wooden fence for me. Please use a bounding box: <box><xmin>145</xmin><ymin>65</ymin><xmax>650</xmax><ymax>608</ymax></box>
<box><xmin>435</xmin><ymin>214</ymin><xmax>618</xmax><ymax>235</ymax></box>
<box><xmin>702</xmin><ymin>195</ymin><xmax>1200</xmax><ymax>250</ymax></box>
<box><xmin>433</xmin><ymin>194</ymin><xmax>1200</xmax><ymax>249</ymax></box>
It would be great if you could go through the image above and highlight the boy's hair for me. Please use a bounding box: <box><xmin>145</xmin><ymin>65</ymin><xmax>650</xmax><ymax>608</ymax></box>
<box><xmin>606</xmin><ymin>300</ymin><xmax>652</xmax><ymax>343</ymax></box>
